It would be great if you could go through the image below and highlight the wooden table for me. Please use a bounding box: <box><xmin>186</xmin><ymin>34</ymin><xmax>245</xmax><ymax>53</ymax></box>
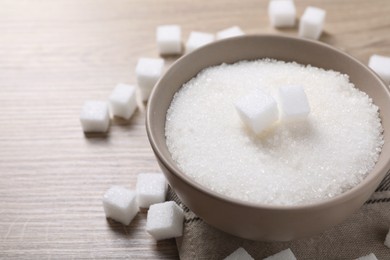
<box><xmin>0</xmin><ymin>0</ymin><xmax>389</xmax><ymax>259</ymax></box>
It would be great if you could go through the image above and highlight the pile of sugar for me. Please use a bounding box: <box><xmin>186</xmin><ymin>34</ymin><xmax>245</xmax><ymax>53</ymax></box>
<box><xmin>165</xmin><ymin>59</ymin><xmax>384</xmax><ymax>206</ymax></box>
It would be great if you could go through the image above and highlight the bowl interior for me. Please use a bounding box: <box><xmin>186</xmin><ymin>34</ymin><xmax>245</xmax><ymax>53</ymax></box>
<box><xmin>147</xmin><ymin>35</ymin><xmax>390</xmax><ymax>210</ymax></box>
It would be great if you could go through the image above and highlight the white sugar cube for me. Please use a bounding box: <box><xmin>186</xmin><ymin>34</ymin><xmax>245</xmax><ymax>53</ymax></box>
<box><xmin>268</xmin><ymin>0</ymin><xmax>296</xmax><ymax>28</ymax></box>
<box><xmin>224</xmin><ymin>247</ymin><xmax>254</xmax><ymax>260</ymax></box>
<box><xmin>146</xmin><ymin>201</ymin><xmax>184</xmax><ymax>240</ymax></box>
<box><xmin>216</xmin><ymin>26</ymin><xmax>245</xmax><ymax>40</ymax></box>
<box><xmin>235</xmin><ymin>89</ymin><xmax>279</xmax><ymax>134</ymax></box>
<box><xmin>384</xmin><ymin>228</ymin><xmax>390</xmax><ymax>248</ymax></box>
<box><xmin>368</xmin><ymin>54</ymin><xmax>390</xmax><ymax>84</ymax></box>
<box><xmin>299</xmin><ymin>6</ymin><xmax>326</xmax><ymax>40</ymax></box>
<box><xmin>136</xmin><ymin>173</ymin><xmax>167</xmax><ymax>208</ymax></box>
<box><xmin>156</xmin><ymin>25</ymin><xmax>182</xmax><ymax>55</ymax></box>
<box><xmin>80</xmin><ymin>100</ymin><xmax>110</xmax><ymax>133</ymax></box>
<box><xmin>263</xmin><ymin>248</ymin><xmax>297</xmax><ymax>260</ymax></box>
<box><xmin>277</xmin><ymin>85</ymin><xmax>310</xmax><ymax>122</ymax></box>
<box><xmin>135</xmin><ymin>57</ymin><xmax>165</xmax><ymax>101</ymax></box>
<box><xmin>102</xmin><ymin>186</ymin><xmax>138</xmax><ymax>225</ymax></box>
<box><xmin>356</xmin><ymin>253</ymin><xmax>378</xmax><ymax>260</ymax></box>
<box><xmin>186</xmin><ymin>31</ymin><xmax>215</xmax><ymax>53</ymax></box>
<box><xmin>109</xmin><ymin>83</ymin><xmax>137</xmax><ymax>120</ymax></box>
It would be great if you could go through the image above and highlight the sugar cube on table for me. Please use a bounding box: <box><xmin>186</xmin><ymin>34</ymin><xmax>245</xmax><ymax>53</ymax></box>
<box><xmin>268</xmin><ymin>0</ymin><xmax>296</xmax><ymax>28</ymax></box>
<box><xmin>102</xmin><ymin>186</ymin><xmax>138</xmax><ymax>225</ymax></box>
<box><xmin>299</xmin><ymin>6</ymin><xmax>326</xmax><ymax>40</ymax></box>
<box><xmin>384</xmin><ymin>227</ymin><xmax>390</xmax><ymax>248</ymax></box>
<box><xmin>276</xmin><ymin>85</ymin><xmax>310</xmax><ymax>122</ymax></box>
<box><xmin>109</xmin><ymin>83</ymin><xmax>137</xmax><ymax>120</ymax></box>
<box><xmin>146</xmin><ymin>201</ymin><xmax>184</xmax><ymax>240</ymax></box>
<box><xmin>235</xmin><ymin>89</ymin><xmax>279</xmax><ymax>134</ymax></box>
<box><xmin>355</xmin><ymin>253</ymin><xmax>378</xmax><ymax>260</ymax></box>
<box><xmin>135</xmin><ymin>57</ymin><xmax>165</xmax><ymax>101</ymax></box>
<box><xmin>80</xmin><ymin>100</ymin><xmax>110</xmax><ymax>133</ymax></box>
<box><xmin>224</xmin><ymin>247</ymin><xmax>254</xmax><ymax>260</ymax></box>
<box><xmin>136</xmin><ymin>173</ymin><xmax>167</xmax><ymax>208</ymax></box>
<box><xmin>216</xmin><ymin>26</ymin><xmax>245</xmax><ymax>40</ymax></box>
<box><xmin>263</xmin><ymin>248</ymin><xmax>297</xmax><ymax>260</ymax></box>
<box><xmin>156</xmin><ymin>24</ymin><xmax>182</xmax><ymax>55</ymax></box>
<box><xmin>368</xmin><ymin>54</ymin><xmax>390</xmax><ymax>84</ymax></box>
<box><xmin>185</xmin><ymin>31</ymin><xmax>215</xmax><ymax>53</ymax></box>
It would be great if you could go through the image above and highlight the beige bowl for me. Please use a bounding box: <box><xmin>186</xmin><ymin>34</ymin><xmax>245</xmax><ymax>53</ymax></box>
<box><xmin>146</xmin><ymin>35</ymin><xmax>390</xmax><ymax>241</ymax></box>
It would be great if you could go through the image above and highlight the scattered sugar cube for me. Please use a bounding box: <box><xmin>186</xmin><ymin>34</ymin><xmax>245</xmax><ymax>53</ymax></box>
<box><xmin>268</xmin><ymin>0</ymin><xmax>296</xmax><ymax>28</ymax></box>
<box><xmin>356</xmin><ymin>253</ymin><xmax>378</xmax><ymax>260</ymax></box>
<box><xmin>80</xmin><ymin>100</ymin><xmax>110</xmax><ymax>133</ymax></box>
<box><xmin>235</xmin><ymin>89</ymin><xmax>279</xmax><ymax>134</ymax></box>
<box><xmin>384</xmin><ymin>228</ymin><xmax>390</xmax><ymax>248</ymax></box>
<box><xmin>146</xmin><ymin>201</ymin><xmax>184</xmax><ymax>240</ymax></box>
<box><xmin>136</xmin><ymin>173</ymin><xmax>167</xmax><ymax>208</ymax></box>
<box><xmin>299</xmin><ymin>6</ymin><xmax>326</xmax><ymax>40</ymax></box>
<box><xmin>216</xmin><ymin>26</ymin><xmax>245</xmax><ymax>40</ymax></box>
<box><xmin>368</xmin><ymin>54</ymin><xmax>390</xmax><ymax>84</ymax></box>
<box><xmin>156</xmin><ymin>25</ymin><xmax>182</xmax><ymax>55</ymax></box>
<box><xmin>102</xmin><ymin>186</ymin><xmax>138</xmax><ymax>225</ymax></box>
<box><xmin>263</xmin><ymin>248</ymin><xmax>297</xmax><ymax>260</ymax></box>
<box><xmin>109</xmin><ymin>83</ymin><xmax>137</xmax><ymax>120</ymax></box>
<box><xmin>224</xmin><ymin>247</ymin><xmax>254</xmax><ymax>260</ymax></box>
<box><xmin>135</xmin><ymin>57</ymin><xmax>165</xmax><ymax>101</ymax></box>
<box><xmin>186</xmin><ymin>31</ymin><xmax>215</xmax><ymax>53</ymax></box>
<box><xmin>277</xmin><ymin>85</ymin><xmax>310</xmax><ymax>122</ymax></box>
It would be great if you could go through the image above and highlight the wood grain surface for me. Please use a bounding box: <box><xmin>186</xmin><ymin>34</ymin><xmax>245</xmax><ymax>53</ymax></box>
<box><xmin>0</xmin><ymin>0</ymin><xmax>389</xmax><ymax>259</ymax></box>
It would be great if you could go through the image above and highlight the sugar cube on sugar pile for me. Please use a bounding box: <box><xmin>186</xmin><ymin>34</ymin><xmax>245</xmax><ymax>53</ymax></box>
<box><xmin>355</xmin><ymin>253</ymin><xmax>378</xmax><ymax>260</ymax></box>
<box><xmin>368</xmin><ymin>54</ymin><xmax>390</xmax><ymax>85</ymax></box>
<box><xmin>384</xmin><ymin>228</ymin><xmax>390</xmax><ymax>248</ymax></box>
<box><xmin>156</xmin><ymin>24</ymin><xmax>182</xmax><ymax>55</ymax></box>
<box><xmin>235</xmin><ymin>89</ymin><xmax>279</xmax><ymax>135</ymax></box>
<box><xmin>102</xmin><ymin>186</ymin><xmax>138</xmax><ymax>226</ymax></box>
<box><xmin>186</xmin><ymin>31</ymin><xmax>215</xmax><ymax>53</ymax></box>
<box><xmin>216</xmin><ymin>26</ymin><xmax>245</xmax><ymax>40</ymax></box>
<box><xmin>146</xmin><ymin>201</ymin><xmax>184</xmax><ymax>240</ymax></box>
<box><xmin>136</xmin><ymin>173</ymin><xmax>167</xmax><ymax>208</ymax></box>
<box><xmin>277</xmin><ymin>85</ymin><xmax>310</xmax><ymax>122</ymax></box>
<box><xmin>263</xmin><ymin>248</ymin><xmax>297</xmax><ymax>260</ymax></box>
<box><xmin>224</xmin><ymin>247</ymin><xmax>254</xmax><ymax>260</ymax></box>
<box><xmin>268</xmin><ymin>0</ymin><xmax>296</xmax><ymax>28</ymax></box>
<box><xmin>80</xmin><ymin>100</ymin><xmax>110</xmax><ymax>133</ymax></box>
<box><xmin>299</xmin><ymin>6</ymin><xmax>326</xmax><ymax>40</ymax></box>
<box><xmin>135</xmin><ymin>57</ymin><xmax>165</xmax><ymax>101</ymax></box>
<box><xmin>108</xmin><ymin>83</ymin><xmax>137</xmax><ymax>120</ymax></box>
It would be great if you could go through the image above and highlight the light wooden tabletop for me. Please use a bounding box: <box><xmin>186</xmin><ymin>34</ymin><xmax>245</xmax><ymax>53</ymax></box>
<box><xmin>0</xmin><ymin>0</ymin><xmax>389</xmax><ymax>259</ymax></box>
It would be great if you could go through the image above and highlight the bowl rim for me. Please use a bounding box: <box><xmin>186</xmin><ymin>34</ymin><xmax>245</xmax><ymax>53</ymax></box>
<box><xmin>146</xmin><ymin>34</ymin><xmax>390</xmax><ymax>211</ymax></box>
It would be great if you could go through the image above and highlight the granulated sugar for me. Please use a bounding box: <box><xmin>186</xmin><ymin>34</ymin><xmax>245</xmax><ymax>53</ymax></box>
<box><xmin>165</xmin><ymin>59</ymin><xmax>384</xmax><ymax>206</ymax></box>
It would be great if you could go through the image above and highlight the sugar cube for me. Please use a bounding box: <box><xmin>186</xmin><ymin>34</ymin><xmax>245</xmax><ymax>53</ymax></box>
<box><xmin>263</xmin><ymin>248</ymin><xmax>297</xmax><ymax>260</ymax></box>
<box><xmin>235</xmin><ymin>89</ymin><xmax>279</xmax><ymax>134</ymax></box>
<box><xmin>277</xmin><ymin>85</ymin><xmax>310</xmax><ymax>122</ymax></box>
<box><xmin>268</xmin><ymin>0</ymin><xmax>296</xmax><ymax>28</ymax></box>
<box><xmin>80</xmin><ymin>100</ymin><xmax>110</xmax><ymax>133</ymax></box>
<box><xmin>299</xmin><ymin>6</ymin><xmax>326</xmax><ymax>40</ymax></box>
<box><xmin>136</xmin><ymin>173</ymin><xmax>167</xmax><ymax>208</ymax></box>
<box><xmin>224</xmin><ymin>247</ymin><xmax>254</xmax><ymax>260</ymax></box>
<box><xmin>109</xmin><ymin>83</ymin><xmax>137</xmax><ymax>120</ymax></box>
<box><xmin>368</xmin><ymin>54</ymin><xmax>390</xmax><ymax>84</ymax></box>
<box><xmin>146</xmin><ymin>201</ymin><xmax>184</xmax><ymax>240</ymax></box>
<box><xmin>384</xmin><ymin>228</ymin><xmax>390</xmax><ymax>248</ymax></box>
<box><xmin>356</xmin><ymin>253</ymin><xmax>378</xmax><ymax>260</ymax></box>
<box><xmin>186</xmin><ymin>31</ymin><xmax>215</xmax><ymax>53</ymax></box>
<box><xmin>102</xmin><ymin>186</ymin><xmax>138</xmax><ymax>225</ymax></box>
<box><xmin>156</xmin><ymin>25</ymin><xmax>182</xmax><ymax>55</ymax></box>
<box><xmin>216</xmin><ymin>26</ymin><xmax>245</xmax><ymax>40</ymax></box>
<box><xmin>135</xmin><ymin>57</ymin><xmax>165</xmax><ymax>101</ymax></box>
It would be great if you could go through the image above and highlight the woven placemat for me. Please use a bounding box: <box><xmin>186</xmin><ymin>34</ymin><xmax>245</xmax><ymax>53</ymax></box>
<box><xmin>168</xmin><ymin>172</ymin><xmax>390</xmax><ymax>259</ymax></box>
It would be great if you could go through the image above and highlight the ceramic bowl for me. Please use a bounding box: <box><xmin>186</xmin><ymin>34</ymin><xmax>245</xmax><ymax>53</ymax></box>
<box><xmin>146</xmin><ymin>35</ymin><xmax>390</xmax><ymax>241</ymax></box>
